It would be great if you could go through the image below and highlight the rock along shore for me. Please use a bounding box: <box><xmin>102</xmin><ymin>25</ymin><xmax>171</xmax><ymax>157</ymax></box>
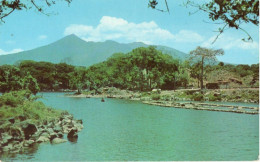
<box><xmin>142</xmin><ymin>101</ymin><xmax>259</xmax><ymax>115</ymax></box>
<box><xmin>66</xmin><ymin>91</ymin><xmax>259</xmax><ymax>115</ymax></box>
<box><xmin>0</xmin><ymin>112</ymin><xmax>83</xmax><ymax>154</ymax></box>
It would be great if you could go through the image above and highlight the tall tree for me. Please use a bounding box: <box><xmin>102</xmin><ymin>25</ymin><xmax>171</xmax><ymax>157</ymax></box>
<box><xmin>189</xmin><ymin>46</ymin><xmax>224</xmax><ymax>89</ymax></box>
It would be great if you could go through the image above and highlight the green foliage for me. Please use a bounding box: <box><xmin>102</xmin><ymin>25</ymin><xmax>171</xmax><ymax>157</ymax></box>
<box><xmin>0</xmin><ymin>0</ymin><xmax>72</xmax><ymax>22</ymax></box>
<box><xmin>85</xmin><ymin>46</ymin><xmax>181</xmax><ymax>91</ymax></box>
<box><xmin>161</xmin><ymin>94</ymin><xmax>171</xmax><ymax>101</ymax></box>
<box><xmin>69</xmin><ymin>66</ymin><xmax>87</xmax><ymax>94</ymax></box>
<box><xmin>189</xmin><ymin>46</ymin><xmax>224</xmax><ymax>89</ymax></box>
<box><xmin>208</xmin><ymin>94</ymin><xmax>221</xmax><ymax>101</ymax></box>
<box><xmin>150</xmin><ymin>0</ymin><xmax>258</xmax><ymax>41</ymax></box>
<box><xmin>0</xmin><ymin>91</ymin><xmax>63</xmax><ymax>123</ymax></box>
<box><xmin>191</xmin><ymin>93</ymin><xmax>203</xmax><ymax>101</ymax></box>
<box><xmin>151</xmin><ymin>94</ymin><xmax>161</xmax><ymax>100</ymax></box>
<box><xmin>0</xmin><ymin>64</ymin><xmax>40</xmax><ymax>94</ymax></box>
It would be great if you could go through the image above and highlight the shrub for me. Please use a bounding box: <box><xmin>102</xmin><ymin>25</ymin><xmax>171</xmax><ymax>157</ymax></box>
<box><xmin>151</xmin><ymin>94</ymin><xmax>161</xmax><ymax>100</ymax></box>
<box><xmin>0</xmin><ymin>90</ymin><xmax>63</xmax><ymax>123</ymax></box>
<box><xmin>191</xmin><ymin>93</ymin><xmax>203</xmax><ymax>101</ymax></box>
<box><xmin>161</xmin><ymin>94</ymin><xmax>171</xmax><ymax>101</ymax></box>
<box><xmin>185</xmin><ymin>90</ymin><xmax>196</xmax><ymax>95</ymax></box>
<box><xmin>208</xmin><ymin>94</ymin><xmax>221</xmax><ymax>101</ymax></box>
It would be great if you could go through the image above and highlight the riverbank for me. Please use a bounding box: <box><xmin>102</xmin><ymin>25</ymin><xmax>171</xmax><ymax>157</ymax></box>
<box><xmin>67</xmin><ymin>87</ymin><xmax>259</xmax><ymax>103</ymax></box>
<box><xmin>0</xmin><ymin>91</ymin><xmax>83</xmax><ymax>155</ymax></box>
<box><xmin>66</xmin><ymin>87</ymin><xmax>259</xmax><ymax>114</ymax></box>
<box><xmin>142</xmin><ymin>101</ymin><xmax>259</xmax><ymax>115</ymax></box>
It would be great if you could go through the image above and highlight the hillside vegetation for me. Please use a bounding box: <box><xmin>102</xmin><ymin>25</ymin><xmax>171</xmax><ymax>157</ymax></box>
<box><xmin>0</xmin><ymin>46</ymin><xmax>258</xmax><ymax>95</ymax></box>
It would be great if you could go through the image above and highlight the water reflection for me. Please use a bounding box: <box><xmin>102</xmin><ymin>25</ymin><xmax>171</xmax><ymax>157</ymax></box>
<box><xmin>0</xmin><ymin>143</ymin><xmax>40</xmax><ymax>160</ymax></box>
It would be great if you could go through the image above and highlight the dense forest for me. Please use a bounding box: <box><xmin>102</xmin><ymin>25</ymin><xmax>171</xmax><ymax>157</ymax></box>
<box><xmin>0</xmin><ymin>46</ymin><xmax>258</xmax><ymax>94</ymax></box>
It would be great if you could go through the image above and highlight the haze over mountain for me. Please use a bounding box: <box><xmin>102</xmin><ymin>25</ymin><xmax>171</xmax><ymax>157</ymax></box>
<box><xmin>0</xmin><ymin>34</ymin><xmax>188</xmax><ymax>66</ymax></box>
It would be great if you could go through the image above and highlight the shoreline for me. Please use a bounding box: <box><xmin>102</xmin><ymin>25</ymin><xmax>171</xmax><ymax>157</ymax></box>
<box><xmin>0</xmin><ymin>113</ymin><xmax>83</xmax><ymax>155</ymax></box>
<box><xmin>65</xmin><ymin>93</ymin><xmax>259</xmax><ymax>115</ymax></box>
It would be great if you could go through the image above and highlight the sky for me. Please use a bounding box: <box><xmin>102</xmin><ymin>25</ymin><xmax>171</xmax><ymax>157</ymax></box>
<box><xmin>0</xmin><ymin>0</ymin><xmax>259</xmax><ymax>65</ymax></box>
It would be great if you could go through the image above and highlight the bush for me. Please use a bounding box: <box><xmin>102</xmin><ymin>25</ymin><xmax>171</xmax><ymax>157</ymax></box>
<box><xmin>185</xmin><ymin>90</ymin><xmax>196</xmax><ymax>95</ymax></box>
<box><xmin>161</xmin><ymin>94</ymin><xmax>171</xmax><ymax>101</ymax></box>
<box><xmin>151</xmin><ymin>94</ymin><xmax>161</xmax><ymax>100</ymax></box>
<box><xmin>0</xmin><ymin>91</ymin><xmax>30</xmax><ymax>107</ymax></box>
<box><xmin>208</xmin><ymin>94</ymin><xmax>221</xmax><ymax>101</ymax></box>
<box><xmin>0</xmin><ymin>90</ymin><xmax>63</xmax><ymax>123</ymax></box>
<box><xmin>191</xmin><ymin>93</ymin><xmax>203</xmax><ymax>101</ymax></box>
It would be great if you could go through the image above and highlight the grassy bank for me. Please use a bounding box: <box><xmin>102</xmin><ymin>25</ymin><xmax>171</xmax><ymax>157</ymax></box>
<box><xmin>0</xmin><ymin>90</ymin><xmax>63</xmax><ymax>124</ymax></box>
<box><xmin>0</xmin><ymin>90</ymin><xmax>83</xmax><ymax>155</ymax></box>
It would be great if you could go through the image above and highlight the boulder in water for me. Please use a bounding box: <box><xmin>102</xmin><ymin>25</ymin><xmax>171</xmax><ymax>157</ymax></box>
<box><xmin>51</xmin><ymin>138</ymin><xmax>67</xmax><ymax>144</ymax></box>
<box><xmin>37</xmin><ymin>136</ymin><xmax>50</xmax><ymax>143</ymax></box>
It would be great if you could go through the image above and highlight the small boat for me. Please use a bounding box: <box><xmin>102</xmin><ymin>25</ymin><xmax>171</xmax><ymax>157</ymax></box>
<box><xmin>101</xmin><ymin>98</ymin><xmax>105</xmax><ymax>102</ymax></box>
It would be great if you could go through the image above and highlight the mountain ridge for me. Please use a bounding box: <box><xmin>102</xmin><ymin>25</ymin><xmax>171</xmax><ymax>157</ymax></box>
<box><xmin>0</xmin><ymin>34</ymin><xmax>188</xmax><ymax>66</ymax></box>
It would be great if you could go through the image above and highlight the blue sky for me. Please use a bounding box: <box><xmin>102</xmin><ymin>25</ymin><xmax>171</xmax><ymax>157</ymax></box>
<box><xmin>0</xmin><ymin>0</ymin><xmax>258</xmax><ymax>65</ymax></box>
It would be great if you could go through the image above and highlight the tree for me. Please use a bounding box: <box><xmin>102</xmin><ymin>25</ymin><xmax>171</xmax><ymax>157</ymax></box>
<box><xmin>189</xmin><ymin>46</ymin><xmax>224</xmax><ymax>89</ymax></box>
<box><xmin>21</xmin><ymin>72</ymin><xmax>40</xmax><ymax>95</ymax></box>
<box><xmin>69</xmin><ymin>67</ymin><xmax>87</xmax><ymax>94</ymax></box>
<box><xmin>149</xmin><ymin>0</ymin><xmax>259</xmax><ymax>42</ymax></box>
<box><xmin>0</xmin><ymin>0</ymin><xmax>72</xmax><ymax>22</ymax></box>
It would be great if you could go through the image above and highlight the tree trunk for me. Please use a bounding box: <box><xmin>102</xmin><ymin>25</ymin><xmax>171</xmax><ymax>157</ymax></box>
<box><xmin>77</xmin><ymin>88</ymin><xmax>81</xmax><ymax>94</ymax></box>
<box><xmin>173</xmin><ymin>77</ymin><xmax>176</xmax><ymax>91</ymax></box>
<box><xmin>200</xmin><ymin>56</ymin><xmax>204</xmax><ymax>89</ymax></box>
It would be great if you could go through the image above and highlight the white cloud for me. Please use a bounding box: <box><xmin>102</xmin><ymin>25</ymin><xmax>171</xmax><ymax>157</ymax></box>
<box><xmin>173</xmin><ymin>30</ymin><xmax>204</xmax><ymax>43</ymax></box>
<box><xmin>38</xmin><ymin>35</ymin><xmax>47</xmax><ymax>40</ymax></box>
<box><xmin>201</xmin><ymin>34</ymin><xmax>259</xmax><ymax>50</ymax></box>
<box><xmin>0</xmin><ymin>48</ymin><xmax>23</xmax><ymax>55</ymax></box>
<box><xmin>65</xmin><ymin>16</ymin><xmax>204</xmax><ymax>45</ymax></box>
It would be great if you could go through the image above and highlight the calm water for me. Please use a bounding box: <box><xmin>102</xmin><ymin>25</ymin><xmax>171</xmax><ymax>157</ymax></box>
<box><xmin>3</xmin><ymin>92</ymin><xmax>259</xmax><ymax>161</ymax></box>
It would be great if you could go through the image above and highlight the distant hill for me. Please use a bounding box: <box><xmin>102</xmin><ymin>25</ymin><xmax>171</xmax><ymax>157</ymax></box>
<box><xmin>0</xmin><ymin>34</ymin><xmax>188</xmax><ymax>66</ymax></box>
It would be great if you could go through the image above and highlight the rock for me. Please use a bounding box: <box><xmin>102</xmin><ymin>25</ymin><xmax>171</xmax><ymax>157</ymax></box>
<box><xmin>1</xmin><ymin>133</ymin><xmax>13</xmax><ymax>146</ymax></box>
<box><xmin>64</xmin><ymin>115</ymin><xmax>73</xmax><ymax>120</ymax></box>
<box><xmin>46</xmin><ymin>128</ymin><xmax>54</xmax><ymax>134</ymax></box>
<box><xmin>57</xmin><ymin>132</ymin><xmax>63</xmax><ymax>138</ymax></box>
<box><xmin>26</xmin><ymin>140</ymin><xmax>34</xmax><ymax>145</ymax></box>
<box><xmin>53</xmin><ymin>126</ymin><xmax>62</xmax><ymax>133</ymax></box>
<box><xmin>30</xmin><ymin>129</ymin><xmax>43</xmax><ymax>141</ymax></box>
<box><xmin>76</xmin><ymin>119</ymin><xmax>83</xmax><ymax>124</ymax></box>
<box><xmin>37</xmin><ymin>136</ymin><xmax>50</xmax><ymax>143</ymax></box>
<box><xmin>22</xmin><ymin>123</ymin><xmax>37</xmax><ymax>140</ymax></box>
<box><xmin>23</xmin><ymin>140</ymin><xmax>35</xmax><ymax>147</ymax></box>
<box><xmin>8</xmin><ymin>126</ymin><xmax>22</xmax><ymax>139</ymax></box>
<box><xmin>74</xmin><ymin>123</ymin><xmax>83</xmax><ymax>131</ymax></box>
<box><xmin>40</xmin><ymin>132</ymin><xmax>50</xmax><ymax>138</ymax></box>
<box><xmin>67</xmin><ymin>128</ymin><xmax>78</xmax><ymax>139</ymax></box>
<box><xmin>62</xmin><ymin>126</ymin><xmax>70</xmax><ymax>134</ymax></box>
<box><xmin>51</xmin><ymin>138</ymin><xmax>67</xmax><ymax>144</ymax></box>
<box><xmin>49</xmin><ymin>133</ymin><xmax>58</xmax><ymax>141</ymax></box>
<box><xmin>11</xmin><ymin>142</ymin><xmax>23</xmax><ymax>152</ymax></box>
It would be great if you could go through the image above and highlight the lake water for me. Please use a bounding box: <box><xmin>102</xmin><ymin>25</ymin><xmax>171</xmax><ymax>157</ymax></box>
<box><xmin>3</xmin><ymin>92</ymin><xmax>259</xmax><ymax>161</ymax></box>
